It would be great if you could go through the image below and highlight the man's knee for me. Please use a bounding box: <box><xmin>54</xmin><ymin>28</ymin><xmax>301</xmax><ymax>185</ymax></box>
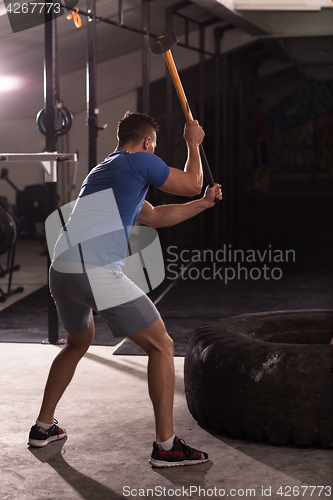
<box><xmin>130</xmin><ymin>319</ymin><xmax>174</xmax><ymax>357</ymax></box>
<box><xmin>141</xmin><ymin>328</ymin><xmax>173</xmax><ymax>356</ymax></box>
<box><xmin>146</xmin><ymin>333</ymin><xmax>173</xmax><ymax>358</ymax></box>
<box><xmin>67</xmin><ymin>334</ymin><xmax>93</xmax><ymax>357</ymax></box>
<box><xmin>160</xmin><ymin>332</ymin><xmax>174</xmax><ymax>357</ymax></box>
<box><xmin>67</xmin><ymin>318</ymin><xmax>95</xmax><ymax>356</ymax></box>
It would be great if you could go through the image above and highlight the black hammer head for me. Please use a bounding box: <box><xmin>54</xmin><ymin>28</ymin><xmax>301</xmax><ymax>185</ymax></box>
<box><xmin>150</xmin><ymin>32</ymin><xmax>178</xmax><ymax>55</ymax></box>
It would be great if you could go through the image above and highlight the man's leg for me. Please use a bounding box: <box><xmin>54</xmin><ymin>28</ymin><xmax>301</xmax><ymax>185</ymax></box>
<box><xmin>129</xmin><ymin>317</ymin><xmax>175</xmax><ymax>442</ymax></box>
<box><xmin>129</xmin><ymin>316</ymin><xmax>208</xmax><ymax>467</ymax></box>
<box><xmin>37</xmin><ymin>315</ymin><xmax>95</xmax><ymax>425</ymax></box>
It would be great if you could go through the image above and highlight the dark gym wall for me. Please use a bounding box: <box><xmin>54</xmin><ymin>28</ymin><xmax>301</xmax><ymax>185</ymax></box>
<box><xmin>147</xmin><ymin>47</ymin><xmax>333</xmax><ymax>276</ymax></box>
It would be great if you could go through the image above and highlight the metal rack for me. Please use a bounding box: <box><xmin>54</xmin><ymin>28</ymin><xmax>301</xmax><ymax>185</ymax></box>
<box><xmin>0</xmin><ymin>153</ymin><xmax>78</xmax><ymax>342</ymax></box>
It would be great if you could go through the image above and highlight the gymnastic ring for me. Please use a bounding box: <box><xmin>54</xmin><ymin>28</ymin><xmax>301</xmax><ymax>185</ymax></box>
<box><xmin>184</xmin><ymin>310</ymin><xmax>333</xmax><ymax>447</ymax></box>
<box><xmin>36</xmin><ymin>106</ymin><xmax>73</xmax><ymax>137</ymax></box>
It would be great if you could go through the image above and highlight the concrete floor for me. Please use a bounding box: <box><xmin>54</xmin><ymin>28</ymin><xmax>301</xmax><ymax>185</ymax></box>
<box><xmin>1</xmin><ymin>242</ymin><xmax>332</xmax><ymax>499</ymax></box>
<box><xmin>1</xmin><ymin>343</ymin><xmax>332</xmax><ymax>500</ymax></box>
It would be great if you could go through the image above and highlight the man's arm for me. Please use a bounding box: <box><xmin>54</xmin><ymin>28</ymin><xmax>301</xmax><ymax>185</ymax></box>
<box><xmin>137</xmin><ymin>184</ymin><xmax>222</xmax><ymax>228</ymax></box>
<box><xmin>159</xmin><ymin>121</ymin><xmax>204</xmax><ymax>197</ymax></box>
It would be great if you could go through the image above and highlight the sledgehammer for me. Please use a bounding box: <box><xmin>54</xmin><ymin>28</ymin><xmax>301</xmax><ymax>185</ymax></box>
<box><xmin>150</xmin><ymin>31</ymin><xmax>216</xmax><ymax>190</ymax></box>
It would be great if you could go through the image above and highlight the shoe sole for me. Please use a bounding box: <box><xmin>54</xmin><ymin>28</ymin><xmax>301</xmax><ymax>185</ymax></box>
<box><xmin>28</xmin><ymin>432</ymin><xmax>67</xmax><ymax>448</ymax></box>
<box><xmin>149</xmin><ymin>457</ymin><xmax>208</xmax><ymax>468</ymax></box>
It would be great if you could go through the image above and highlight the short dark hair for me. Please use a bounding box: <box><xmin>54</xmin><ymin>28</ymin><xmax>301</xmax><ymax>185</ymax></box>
<box><xmin>117</xmin><ymin>111</ymin><xmax>159</xmax><ymax>147</ymax></box>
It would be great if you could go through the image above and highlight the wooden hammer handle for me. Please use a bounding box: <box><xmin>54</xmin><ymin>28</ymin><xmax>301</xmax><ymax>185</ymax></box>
<box><xmin>164</xmin><ymin>50</ymin><xmax>216</xmax><ymax>190</ymax></box>
<box><xmin>164</xmin><ymin>51</ymin><xmax>194</xmax><ymax>125</ymax></box>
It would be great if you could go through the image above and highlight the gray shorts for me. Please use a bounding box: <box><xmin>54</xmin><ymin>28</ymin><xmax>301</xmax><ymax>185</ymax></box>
<box><xmin>49</xmin><ymin>266</ymin><xmax>160</xmax><ymax>337</ymax></box>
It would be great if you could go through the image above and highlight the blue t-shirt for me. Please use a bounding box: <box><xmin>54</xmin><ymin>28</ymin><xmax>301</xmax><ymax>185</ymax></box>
<box><xmin>53</xmin><ymin>150</ymin><xmax>170</xmax><ymax>270</ymax></box>
<box><xmin>80</xmin><ymin>150</ymin><xmax>169</xmax><ymax>227</ymax></box>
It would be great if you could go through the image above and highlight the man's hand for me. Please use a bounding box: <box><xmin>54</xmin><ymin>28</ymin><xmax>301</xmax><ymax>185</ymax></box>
<box><xmin>202</xmin><ymin>183</ymin><xmax>222</xmax><ymax>208</ymax></box>
<box><xmin>184</xmin><ymin>120</ymin><xmax>205</xmax><ymax>145</ymax></box>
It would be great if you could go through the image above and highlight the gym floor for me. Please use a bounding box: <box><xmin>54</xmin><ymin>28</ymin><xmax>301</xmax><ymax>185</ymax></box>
<box><xmin>0</xmin><ymin>237</ymin><xmax>332</xmax><ymax>499</ymax></box>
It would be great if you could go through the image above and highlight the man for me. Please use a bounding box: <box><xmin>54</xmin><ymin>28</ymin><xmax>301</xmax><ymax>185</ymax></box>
<box><xmin>28</xmin><ymin>111</ymin><xmax>222</xmax><ymax>467</ymax></box>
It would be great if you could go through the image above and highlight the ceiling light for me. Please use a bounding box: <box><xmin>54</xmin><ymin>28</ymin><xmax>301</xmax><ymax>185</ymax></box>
<box><xmin>0</xmin><ymin>77</ymin><xmax>22</xmax><ymax>92</ymax></box>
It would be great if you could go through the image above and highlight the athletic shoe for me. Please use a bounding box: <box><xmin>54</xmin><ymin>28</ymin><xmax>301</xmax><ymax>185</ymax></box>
<box><xmin>28</xmin><ymin>419</ymin><xmax>66</xmax><ymax>447</ymax></box>
<box><xmin>149</xmin><ymin>436</ymin><xmax>208</xmax><ymax>467</ymax></box>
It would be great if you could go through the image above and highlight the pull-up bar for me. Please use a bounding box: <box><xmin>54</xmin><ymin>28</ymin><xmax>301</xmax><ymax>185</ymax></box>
<box><xmin>60</xmin><ymin>2</ymin><xmax>218</xmax><ymax>58</ymax></box>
